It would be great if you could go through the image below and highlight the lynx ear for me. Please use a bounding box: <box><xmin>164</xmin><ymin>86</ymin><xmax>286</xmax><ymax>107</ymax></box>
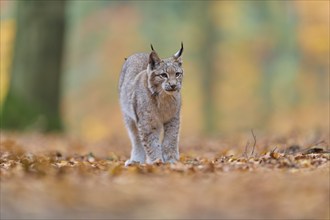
<box><xmin>149</xmin><ymin>49</ymin><xmax>161</xmax><ymax>70</ymax></box>
<box><xmin>173</xmin><ymin>42</ymin><xmax>184</xmax><ymax>60</ymax></box>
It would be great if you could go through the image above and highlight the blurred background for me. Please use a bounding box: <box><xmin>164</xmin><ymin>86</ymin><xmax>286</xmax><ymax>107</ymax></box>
<box><xmin>0</xmin><ymin>0</ymin><xmax>329</xmax><ymax>142</ymax></box>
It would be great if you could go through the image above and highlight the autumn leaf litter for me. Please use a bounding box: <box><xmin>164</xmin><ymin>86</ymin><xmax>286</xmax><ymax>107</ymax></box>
<box><xmin>0</xmin><ymin>132</ymin><xmax>329</xmax><ymax>219</ymax></box>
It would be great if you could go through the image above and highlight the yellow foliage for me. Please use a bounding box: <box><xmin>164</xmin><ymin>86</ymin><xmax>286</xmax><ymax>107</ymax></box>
<box><xmin>80</xmin><ymin>115</ymin><xmax>109</xmax><ymax>142</ymax></box>
<box><xmin>0</xmin><ymin>19</ymin><xmax>15</xmax><ymax>106</ymax></box>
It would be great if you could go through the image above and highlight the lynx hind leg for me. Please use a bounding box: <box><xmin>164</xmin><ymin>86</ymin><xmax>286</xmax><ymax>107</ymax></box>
<box><xmin>124</xmin><ymin>115</ymin><xmax>146</xmax><ymax>166</ymax></box>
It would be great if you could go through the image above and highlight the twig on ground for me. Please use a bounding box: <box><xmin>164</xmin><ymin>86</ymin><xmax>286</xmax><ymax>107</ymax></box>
<box><xmin>243</xmin><ymin>141</ymin><xmax>250</xmax><ymax>158</ymax></box>
<box><xmin>309</xmin><ymin>140</ymin><xmax>325</xmax><ymax>147</ymax></box>
<box><xmin>243</xmin><ymin>129</ymin><xmax>257</xmax><ymax>158</ymax></box>
<box><xmin>271</xmin><ymin>146</ymin><xmax>278</xmax><ymax>153</ymax></box>
<box><xmin>250</xmin><ymin>129</ymin><xmax>257</xmax><ymax>157</ymax></box>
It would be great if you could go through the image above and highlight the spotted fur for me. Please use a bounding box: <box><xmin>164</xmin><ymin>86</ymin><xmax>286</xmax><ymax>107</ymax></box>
<box><xmin>119</xmin><ymin>44</ymin><xmax>184</xmax><ymax>165</ymax></box>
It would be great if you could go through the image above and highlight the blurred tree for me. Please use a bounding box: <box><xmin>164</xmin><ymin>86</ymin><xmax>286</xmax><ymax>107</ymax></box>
<box><xmin>0</xmin><ymin>0</ymin><xmax>66</xmax><ymax>131</ymax></box>
<box><xmin>258</xmin><ymin>1</ymin><xmax>299</xmax><ymax>127</ymax></box>
<box><xmin>199</xmin><ymin>2</ymin><xmax>218</xmax><ymax>134</ymax></box>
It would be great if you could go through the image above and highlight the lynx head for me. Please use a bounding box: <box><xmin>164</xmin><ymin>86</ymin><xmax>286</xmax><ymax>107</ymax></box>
<box><xmin>147</xmin><ymin>43</ymin><xmax>184</xmax><ymax>96</ymax></box>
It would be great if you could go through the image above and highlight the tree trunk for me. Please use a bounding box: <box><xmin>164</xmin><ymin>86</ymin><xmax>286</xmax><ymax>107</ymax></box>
<box><xmin>0</xmin><ymin>0</ymin><xmax>66</xmax><ymax>131</ymax></box>
<box><xmin>200</xmin><ymin>3</ymin><xmax>217</xmax><ymax>134</ymax></box>
<box><xmin>259</xmin><ymin>1</ymin><xmax>299</xmax><ymax>128</ymax></box>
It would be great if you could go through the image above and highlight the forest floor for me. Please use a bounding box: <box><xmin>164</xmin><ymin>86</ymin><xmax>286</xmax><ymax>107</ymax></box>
<box><xmin>1</xmin><ymin>130</ymin><xmax>329</xmax><ymax>219</ymax></box>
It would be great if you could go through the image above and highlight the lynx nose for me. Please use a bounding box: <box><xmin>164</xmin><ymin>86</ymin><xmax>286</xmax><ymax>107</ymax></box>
<box><xmin>170</xmin><ymin>84</ymin><xmax>177</xmax><ymax>90</ymax></box>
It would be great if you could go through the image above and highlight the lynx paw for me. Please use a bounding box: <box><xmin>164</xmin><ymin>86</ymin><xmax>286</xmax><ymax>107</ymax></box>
<box><xmin>165</xmin><ymin>158</ymin><xmax>178</xmax><ymax>164</ymax></box>
<box><xmin>163</xmin><ymin>153</ymin><xmax>179</xmax><ymax>164</ymax></box>
<box><xmin>146</xmin><ymin>157</ymin><xmax>164</xmax><ymax>165</ymax></box>
<box><xmin>124</xmin><ymin>159</ymin><xmax>141</xmax><ymax>167</ymax></box>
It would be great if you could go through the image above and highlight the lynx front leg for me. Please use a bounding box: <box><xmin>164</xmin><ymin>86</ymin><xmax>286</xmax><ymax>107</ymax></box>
<box><xmin>162</xmin><ymin>115</ymin><xmax>180</xmax><ymax>163</ymax></box>
<box><xmin>124</xmin><ymin>115</ymin><xmax>146</xmax><ymax>166</ymax></box>
<box><xmin>137</xmin><ymin>120</ymin><xmax>164</xmax><ymax>164</ymax></box>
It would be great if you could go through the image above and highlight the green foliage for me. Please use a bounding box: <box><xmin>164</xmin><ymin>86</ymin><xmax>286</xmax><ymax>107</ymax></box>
<box><xmin>0</xmin><ymin>92</ymin><xmax>62</xmax><ymax>131</ymax></box>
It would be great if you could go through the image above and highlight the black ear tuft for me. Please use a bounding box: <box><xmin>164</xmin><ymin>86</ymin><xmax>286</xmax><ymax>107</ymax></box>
<box><xmin>173</xmin><ymin>42</ymin><xmax>184</xmax><ymax>59</ymax></box>
<box><xmin>150</xmin><ymin>44</ymin><xmax>155</xmax><ymax>51</ymax></box>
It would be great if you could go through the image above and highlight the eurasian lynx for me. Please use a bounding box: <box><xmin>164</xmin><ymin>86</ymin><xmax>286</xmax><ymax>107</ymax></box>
<box><xmin>119</xmin><ymin>43</ymin><xmax>184</xmax><ymax>166</ymax></box>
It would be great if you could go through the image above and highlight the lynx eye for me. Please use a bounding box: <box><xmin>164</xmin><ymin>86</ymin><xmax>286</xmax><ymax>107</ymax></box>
<box><xmin>175</xmin><ymin>72</ymin><xmax>182</xmax><ymax>78</ymax></box>
<box><xmin>159</xmin><ymin>73</ymin><xmax>168</xmax><ymax>78</ymax></box>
